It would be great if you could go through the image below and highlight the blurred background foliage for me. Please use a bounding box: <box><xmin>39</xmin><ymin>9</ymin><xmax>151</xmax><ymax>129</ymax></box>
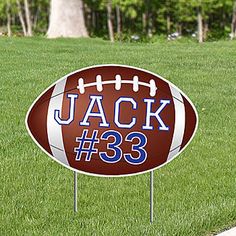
<box><xmin>0</xmin><ymin>0</ymin><xmax>235</xmax><ymax>42</ymax></box>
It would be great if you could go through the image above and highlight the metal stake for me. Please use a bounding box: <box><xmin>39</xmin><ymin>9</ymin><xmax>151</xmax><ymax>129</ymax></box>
<box><xmin>150</xmin><ymin>170</ymin><xmax>154</xmax><ymax>223</ymax></box>
<box><xmin>74</xmin><ymin>171</ymin><xmax>78</xmax><ymax>212</ymax></box>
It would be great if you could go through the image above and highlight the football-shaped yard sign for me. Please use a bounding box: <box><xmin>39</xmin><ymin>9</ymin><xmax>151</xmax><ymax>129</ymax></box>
<box><xmin>26</xmin><ymin>65</ymin><xmax>198</xmax><ymax>177</ymax></box>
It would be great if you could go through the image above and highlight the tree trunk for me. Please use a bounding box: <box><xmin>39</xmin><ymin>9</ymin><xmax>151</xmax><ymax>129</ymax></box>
<box><xmin>167</xmin><ymin>14</ymin><xmax>171</xmax><ymax>35</ymax></box>
<box><xmin>203</xmin><ymin>21</ymin><xmax>208</xmax><ymax>41</ymax></box>
<box><xmin>231</xmin><ymin>0</ymin><xmax>236</xmax><ymax>40</ymax></box>
<box><xmin>24</xmin><ymin>0</ymin><xmax>33</xmax><ymax>36</ymax></box>
<box><xmin>92</xmin><ymin>10</ymin><xmax>96</xmax><ymax>29</ymax></box>
<box><xmin>6</xmin><ymin>0</ymin><xmax>11</xmax><ymax>37</ymax></box>
<box><xmin>166</xmin><ymin>0</ymin><xmax>171</xmax><ymax>35</ymax></box>
<box><xmin>221</xmin><ymin>9</ymin><xmax>226</xmax><ymax>30</ymax></box>
<box><xmin>47</xmin><ymin>0</ymin><xmax>88</xmax><ymax>38</ymax></box>
<box><xmin>116</xmin><ymin>5</ymin><xmax>121</xmax><ymax>40</ymax></box>
<box><xmin>143</xmin><ymin>0</ymin><xmax>150</xmax><ymax>35</ymax></box>
<box><xmin>148</xmin><ymin>12</ymin><xmax>153</xmax><ymax>37</ymax></box>
<box><xmin>176</xmin><ymin>22</ymin><xmax>182</xmax><ymax>35</ymax></box>
<box><xmin>84</xmin><ymin>4</ymin><xmax>91</xmax><ymax>31</ymax></box>
<box><xmin>33</xmin><ymin>6</ymin><xmax>40</xmax><ymax>30</ymax></box>
<box><xmin>142</xmin><ymin>13</ymin><xmax>147</xmax><ymax>33</ymax></box>
<box><xmin>107</xmin><ymin>0</ymin><xmax>114</xmax><ymax>42</ymax></box>
<box><xmin>197</xmin><ymin>6</ymin><xmax>203</xmax><ymax>43</ymax></box>
<box><xmin>16</xmin><ymin>0</ymin><xmax>27</xmax><ymax>36</ymax></box>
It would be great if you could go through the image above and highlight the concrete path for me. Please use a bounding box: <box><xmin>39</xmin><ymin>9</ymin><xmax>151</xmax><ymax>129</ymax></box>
<box><xmin>216</xmin><ymin>227</ymin><xmax>236</xmax><ymax>236</ymax></box>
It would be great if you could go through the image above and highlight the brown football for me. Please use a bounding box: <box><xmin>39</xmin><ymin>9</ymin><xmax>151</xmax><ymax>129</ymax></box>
<box><xmin>26</xmin><ymin>65</ymin><xmax>198</xmax><ymax>176</ymax></box>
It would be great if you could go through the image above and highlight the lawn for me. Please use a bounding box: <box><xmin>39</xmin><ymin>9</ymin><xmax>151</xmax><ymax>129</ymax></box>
<box><xmin>0</xmin><ymin>37</ymin><xmax>236</xmax><ymax>236</ymax></box>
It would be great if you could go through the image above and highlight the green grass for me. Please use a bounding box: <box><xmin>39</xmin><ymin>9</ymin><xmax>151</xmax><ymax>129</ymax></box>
<box><xmin>0</xmin><ymin>37</ymin><xmax>236</xmax><ymax>236</ymax></box>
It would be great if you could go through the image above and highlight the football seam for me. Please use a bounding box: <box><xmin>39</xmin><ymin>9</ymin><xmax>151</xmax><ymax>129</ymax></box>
<box><xmin>37</xmin><ymin>76</ymin><xmax>184</xmax><ymax>106</ymax></box>
<box><xmin>50</xmin><ymin>86</ymin><xmax>184</xmax><ymax>104</ymax></box>
<box><xmin>77</xmin><ymin>74</ymin><xmax>158</xmax><ymax>97</ymax></box>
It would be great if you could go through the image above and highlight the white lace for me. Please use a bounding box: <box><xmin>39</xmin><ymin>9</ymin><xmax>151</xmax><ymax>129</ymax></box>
<box><xmin>77</xmin><ymin>74</ymin><xmax>157</xmax><ymax>97</ymax></box>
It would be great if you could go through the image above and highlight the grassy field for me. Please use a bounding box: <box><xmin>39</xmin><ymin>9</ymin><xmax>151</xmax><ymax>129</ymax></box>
<box><xmin>0</xmin><ymin>37</ymin><xmax>236</xmax><ymax>236</ymax></box>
